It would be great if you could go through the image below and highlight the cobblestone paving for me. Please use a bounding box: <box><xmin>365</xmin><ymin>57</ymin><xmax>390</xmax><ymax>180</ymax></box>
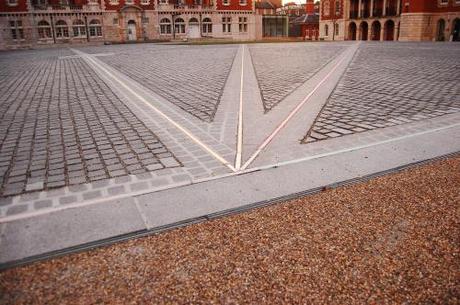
<box><xmin>0</xmin><ymin>50</ymin><xmax>179</xmax><ymax>197</ymax></box>
<box><xmin>303</xmin><ymin>43</ymin><xmax>460</xmax><ymax>143</ymax></box>
<box><xmin>91</xmin><ymin>45</ymin><xmax>238</xmax><ymax>122</ymax></box>
<box><xmin>249</xmin><ymin>43</ymin><xmax>346</xmax><ymax>112</ymax></box>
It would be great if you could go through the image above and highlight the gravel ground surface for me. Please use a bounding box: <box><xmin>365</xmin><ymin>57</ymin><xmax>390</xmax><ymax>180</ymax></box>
<box><xmin>1</xmin><ymin>156</ymin><xmax>459</xmax><ymax>304</ymax></box>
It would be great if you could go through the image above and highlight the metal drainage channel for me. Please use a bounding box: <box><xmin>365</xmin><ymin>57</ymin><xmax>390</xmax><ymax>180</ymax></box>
<box><xmin>1</xmin><ymin>150</ymin><xmax>459</xmax><ymax>271</ymax></box>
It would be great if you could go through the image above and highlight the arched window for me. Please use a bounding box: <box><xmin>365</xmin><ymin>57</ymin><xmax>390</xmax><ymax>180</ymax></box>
<box><xmin>323</xmin><ymin>0</ymin><xmax>330</xmax><ymax>16</ymax></box>
<box><xmin>37</xmin><ymin>20</ymin><xmax>52</xmax><ymax>39</ymax></box>
<box><xmin>160</xmin><ymin>18</ymin><xmax>171</xmax><ymax>34</ymax></box>
<box><xmin>334</xmin><ymin>23</ymin><xmax>339</xmax><ymax>35</ymax></box>
<box><xmin>174</xmin><ymin>17</ymin><xmax>185</xmax><ymax>34</ymax></box>
<box><xmin>189</xmin><ymin>17</ymin><xmax>199</xmax><ymax>25</ymax></box>
<box><xmin>72</xmin><ymin>19</ymin><xmax>86</xmax><ymax>37</ymax></box>
<box><xmin>55</xmin><ymin>20</ymin><xmax>69</xmax><ymax>38</ymax></box>
<box><xmin>324</xmin><ymin>24</ymin><xmax>329</xmax><ymax>36</ymax></box>
<box><xmin>436</xmin><ymin>19</ymin><xmax>445</xmax><ymax>41</ymax></box>
<box><xmin>89</xmin><ymin>19</ymin><xmax>102</xmax><ymax>37</ymax></box>
<box><xmin>202</xmin><ymin>17</ymin><xmax>212</xmax><ymax>34</ymax></box>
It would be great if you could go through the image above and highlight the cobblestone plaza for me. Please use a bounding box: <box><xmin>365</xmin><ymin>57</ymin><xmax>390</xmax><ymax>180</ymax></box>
<box><xmin>0</xmin><ymin>41</ymin><xmax>459</xmax><ymax>266</ymax></box>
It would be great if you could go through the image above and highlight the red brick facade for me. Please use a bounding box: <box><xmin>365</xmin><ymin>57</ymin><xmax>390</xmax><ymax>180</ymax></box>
<box><xmin>216</xmin><ymin>0</ymin><xmax>253</xmax><ymax>11</ymax></box>
<box><xmin>320</xmin><ymin>0</ymin><xmax>344</xmax><ymax>20</ymax></box>
<box><xmin>404</xmin><ymin>0</ymin><xmax>460</xmax><ymax>13</ymax></box>
<box><xmin>0</xmin><ymin>0</ymin><xmax>28</xmax><ymax>12</ymax></box>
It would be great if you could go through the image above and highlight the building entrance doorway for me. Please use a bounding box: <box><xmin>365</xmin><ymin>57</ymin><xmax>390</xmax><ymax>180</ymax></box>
<box><xmin>127</xmin><ymin>20</ymin><xmax>137</xmax><ymax>41</ymax></box>
<box><xmin>348</xmin><ymin>22</ymin><xmax>357</xmax><ymax>40</ymax></box>
<box><xmin>452</xmin><ymin>18</ymin><xmax>460</xmax><ymax>41</ymax></box>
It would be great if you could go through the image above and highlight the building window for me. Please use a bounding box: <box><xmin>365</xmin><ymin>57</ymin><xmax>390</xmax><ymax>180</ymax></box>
<box><xmin>222</xmin><ymin>16</ymin><xmax>231</xmax><ymax>33</ymax></box>
<box><xmin>323</xmin><ymin>0</ymin><xmax>330</xmax><ymax>16</ymax></box>
<box><xmin>142</xmin><ymin>17</ymin><xmax>149</xmax><ymax>24</ymax></box>
<box><xmin>222</xmin><ymin>0</ymin><xmax>230</xmax><ymax>5</ymax></box>
<box><xmin>189</xmin><ymin>17</ymin><xmax>199</xmax><ymax>25</ymax></box>
<box><xmin>37</xmin><ymin>20</ymin><xmax>52</xmax><ymax>39</ymax></box>
<box><xmin>89</xmin><ymin>19</ymin><xmax>102</xmax><ymax>37</ymax></box>
<box><xmin>160</xmin><ymin>0</ymin><xmax>167</xmax><ymax>3</ymax></box>
<box><xmin>334</xmin><ymin>23</ymin><xmax>339</xmax><ymax>35</ymax></box>
<box><xmin>174</xmin><ymin>18</ymin><xmax>185</xmax><ymax>34</ymax></box>
<box><xmin>202</xmin><ymin>17</ymin><xmax>212</xmax><ymax>34</ymax></box>
<box><xmin>113</xmin><ymin>18</ymin><xmax>118</xmax><ymax>25</ymax></box>
<box><xmin>238</xmin><ymin>17</ymin><xmax>247</xmax><ymax>32</ymax></box>
<box><xmin>126</xmin><ymin>0</ymin><xmax>134</xmax><ymax>4</ymax></box>
<box><xmin>239</xmin><ymin>0</ymin><xmax>247</xmax><ymax>5</ymax></box>
<box><xmin>10</xmin><ymin>20</ymin><xmax>24</xmax><ymax>40</ymax></box>
<box><xmin>160</xmin><ymin>18</ymin><xmax>171</xmax><ymax>34</ymax></box>
<box><xmin>439</xmin><ymin>0</ymin><xmax>448</xmax><ymax>4</ymax></box>
<box><xmin>335</xmin><ymin>0</ymin><xmax>340</xmax><ymax>15</ymax></box>
<box><xmin>73</xmin><ymin>19</ymin><xmax>86</xmax><ymax>37</ymax></box>
<box><xmin>55</xmin><ymin>20</ymin><xmax>69</xmax><ymax>38</ymax></box>
<box><xmin>324</xmin><ymin>24</ymin><xmax>329</xmax><ymax>36</ymax></box>
<box><xmin>7</xmin><ymin>0</ymin><xmax>18</xmax><ymax>6</ymax></box>
<box><xmin>141</xmin><ymin>0</ymin><xmax>150</xmax><ymax>4</ymax></box>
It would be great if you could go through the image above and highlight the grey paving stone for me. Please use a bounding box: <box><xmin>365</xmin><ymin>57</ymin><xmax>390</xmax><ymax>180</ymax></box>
<box><xmin>34</xmin><ymin>200</ymin><xmax>53</xmax><ymax>210</ymax></box>
<box><xmin>6</xmin><ymin>204</ymin><xmax>28</xmax><ymax>216</ymax></box>
<box><xmin>96</xmin><ymin>45</ymin><xmax>237</xmax><ymax>122</ymax></box>
<box><xmin>0</xmin><ymin>197</ymin><xmax>13</xmax><ymax>207</ymax></box>
<box><xmin>130</xmin><ymin>181</ymin><xmax>149</xmax><ymax>192</ymax></box>
<box><xmin>59</xmin><ymin>195</ymin><xmax>78</xmax><ymax>205</ymax></box>
<box><xmin>249</xmin><ymin>44</ymin><xmax>345</xmax><ymax>111</ymax></box>
<box><xmin>0</xmin><ymin>50</ymin><xmax>178</xmax><ymax>197</ymax></box>
<box><xmin>150</xmin><ymin>178</ymin><xmax>170</xmax><ymax>188</ymax></box>
<box><xmin>171</xmin><ymin>174</ymin><xmax>191</xmax><ymax>183</ymax></box>
<box><xmin>107</xmin><ymin>185</ymin><xmax>126</xmax><ymax>196</ymax></box>
<box><xmin>82</xmin><ymin>190</ymin><xmax>103</xmax><ymax>201</ymax></box>
<box><xmin>303</xmin><ymin>43</ymin><xmax>460</xmax><ymax>143</ymax></box>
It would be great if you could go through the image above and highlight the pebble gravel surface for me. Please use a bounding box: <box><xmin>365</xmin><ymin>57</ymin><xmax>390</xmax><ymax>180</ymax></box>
<box><xmin>1</xmin><ymin>156</ymin><xmax>459</xmax><ymax>304</ymax></box>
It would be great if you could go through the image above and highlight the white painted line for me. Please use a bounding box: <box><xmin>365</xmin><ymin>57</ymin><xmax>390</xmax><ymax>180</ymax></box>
<box><xmin>235</xmin><ymin>45</ymin><xmax>245</xmax><ymax>170</ymax></box>
<box><xmin>249</xmin><ymin>121</ymin><xmax>460</xmax><ymax>172</ymax></box>
<box><xmin>240</xmin><ymin>47</ymin><xmax>352</xmax><ymax>170</ymax></box>
<box><xmin>2</xmin><ymin>121</ymin><xmax>458</xmax><ymax>224</ymax></box>
<box><xmin>71</xmin><ymin>49</ymin><xmax>236</xmax><ymax>172</ymax></box>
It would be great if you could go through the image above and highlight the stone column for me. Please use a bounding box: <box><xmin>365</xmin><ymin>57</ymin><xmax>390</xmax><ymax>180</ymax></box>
<box><xmin>358</xmin><ymin>0</ymin><xmax>362</xmax><ymax>17</ymax></box>
<box><xmin>370</xmin><ymin>0</ymin><xmax>374</xmax><ymax>17</ymax></box>
<box><xmin>382</xmin><ymin>0</ymin><xmax>387</xmax><ymax>16</ymax></box>
<box><xmin>368</xmin><ymin>26</ymin><xmax>372</xmax><ymax>40</ymax></box>
<box><xmin>394</xmin><ymin>21</ymin><xmax>399</xmax><ymax>40</ymax></box>
<box><xmin>396</xmin><ymin>0</ymin><xmax>400</xmax><ymax>15</ymax></box>
<box><xmin>380</xmin><ymin>25</ymin><xmax>384</xmax><ymax>41</ymax></box>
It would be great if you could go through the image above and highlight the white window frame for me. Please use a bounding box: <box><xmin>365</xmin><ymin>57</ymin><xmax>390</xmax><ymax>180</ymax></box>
<box><xmin>174</xmin><ymin>18</ymin><xmax>186</xmax><ymax>34</ymax></box>
<box><xmin>89</xmin><ymin>20</ymin><xmax>102</xmax><ymax>37</ymax></box>
<box><xmin>238</xmin><ymin>16</ymin><xmax>247</xmax><ymax>33</ymax></box>
<box><xmin>222</xmin><ymin>0</ymin><xmax>230</xmax><ymax>6</ymax></box>
<box><xmin>239</xmin><ymin>0</ymin><xmax>247</xmax><ymax>5</ymax></box>
<box><xmin>72</xmin><ymin>20</ymin><xmax>86</xmax><ymax>37</ymax></box>
<box><xmin>222</xmin><ymin>16</ymin><xmax>231</xmax><ymax>33</ymax></box>
<box><xmin>160</xmin><ymin>18</ymin><xmax>171</xmax><ymax>34</ymax></box>
<box><xmin>37</xmin><ymin>20</ymin><xmax>52</xmax><ymax>39</ymax></box>
<box><xmin>7</xmin><ymin>0</ymin><xmax>18</xmax><ymax>6</ymax></box>
<box><xmin>141</xmin><ymin>0</ymin><xmax>150</xmax><ymax>5</ymax></box>
<box><xmin>55</xmin><ymin>20</ymin><xmax>69</xmax><ymax>38</ymax></box>
<box><xmin>202</xmin><ymin>17</ymin><xmax>212</xmax><ymax>34</ymax></box>
<box><xmin>10</xmin><ymin>20</ymin><xmax>24</xmax><ymax>40</ymax></box>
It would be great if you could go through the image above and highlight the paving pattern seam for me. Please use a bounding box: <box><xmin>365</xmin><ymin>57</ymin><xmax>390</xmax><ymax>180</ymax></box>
<box><xmin>301</xmin><ymin>45</ymin><xmax>363</xmax><ymax>144</ymax></box>
<box><xmin>249</xmin><ymin>44</ymin><xmax>348</xmax><ymax>113</ymax></box>
<box><xmin>85</xmin><ymin>50</ymin><xmax>237</xmax><ymax>153</ymax></box>
<box><xmin>2</xmin><ymin>149</ymin><xmax>458</xmax><ymax>272</ymax></box>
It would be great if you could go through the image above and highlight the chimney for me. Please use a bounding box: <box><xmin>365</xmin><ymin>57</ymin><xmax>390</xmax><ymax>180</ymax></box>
<box><xmin>305</xmin><ymin>0</ymin><xmax>314</xmax><ymax>14</ymax></box>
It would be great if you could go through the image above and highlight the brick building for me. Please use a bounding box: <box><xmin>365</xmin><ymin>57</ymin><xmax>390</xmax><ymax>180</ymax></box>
<box><xmin>319</xmin><ymin>0</ymin><xmax>460</xmax><ymax>41</ymax></box>
<box><xmin>0</xmin><ymin>0</ymin><xmax>258</xmax><ymax>49</ymax></box>
<box><xmin>289</xmin><ymin>0</ymin><xmax>319</xmax><ymax>39</ymax></box>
